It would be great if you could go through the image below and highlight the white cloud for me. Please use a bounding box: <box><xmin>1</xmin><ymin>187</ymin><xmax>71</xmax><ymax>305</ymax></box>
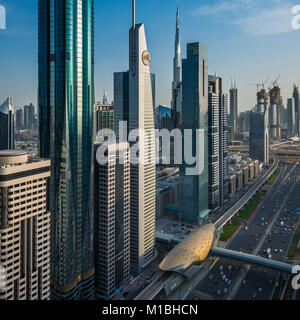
<box><xmin>191</xmin><ymin>0</ymin><xmax>297</xmax><ymax>36</ymax></box>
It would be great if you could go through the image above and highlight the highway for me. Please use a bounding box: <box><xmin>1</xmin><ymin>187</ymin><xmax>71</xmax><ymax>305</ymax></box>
<box><xmin>194</xmin><ymin>160</ymin><xmax>300</xmax><ymax>300</ymax></box>
<box><xmin>215</xmin><ymin>151</ymin><xmax>278</xmax><ymax>230</ymax></box>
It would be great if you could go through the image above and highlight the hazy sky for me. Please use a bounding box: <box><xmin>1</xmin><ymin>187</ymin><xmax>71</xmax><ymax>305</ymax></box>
<box><xmin>1</xmin><ymin>0</ymin><xmax>300</xmax><ymax>113</ymax></box>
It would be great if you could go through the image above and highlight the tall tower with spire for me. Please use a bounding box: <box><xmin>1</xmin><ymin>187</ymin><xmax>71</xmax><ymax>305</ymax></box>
<box><xmin>113</xmin><ymin>0</ymin><xmax>156</xmax><ymax>275</ymax></box>
<box><xmin>171</xmin><ymin>7</ymin><xmax>182</xmax><ymax>128</ymax></box>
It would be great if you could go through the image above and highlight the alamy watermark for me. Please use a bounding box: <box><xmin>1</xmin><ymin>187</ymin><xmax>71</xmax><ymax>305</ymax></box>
<box><xmin>95</xmin><ymin>122</ymin><xmax>205</xmax><ymax>176</ymax></box>
<box><xmin>0</xmin><ymin>4</ymin><xmax>6</xmax><ymax>30</ymax></box>
<box><xmin>0</xmin><ymin>265</ymin><xmax>6</xmax><ymax>292</ymax></box>
<box><xmin>292</xmin><ymin>265</ymin><xmax>300</xmax><ymax>290</ymax></box>
<box><xmin>292</xmin><ymin>5</ymin><xmax>300</xmax><ymax>30</ymax></box>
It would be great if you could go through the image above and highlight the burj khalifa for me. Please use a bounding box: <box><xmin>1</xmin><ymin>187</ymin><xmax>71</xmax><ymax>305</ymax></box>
<box><xmin>171</xmin><ymin>8</ymin><xmax>182</xmax><ymax>128</ymax></box>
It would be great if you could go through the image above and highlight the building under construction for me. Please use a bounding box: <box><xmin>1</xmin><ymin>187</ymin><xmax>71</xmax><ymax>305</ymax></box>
<box><xmin>256</xmin><ymin>88</ymin><xmax>268</xmax><ymax>113</ymax></box>
<box><xmin>269</xmin><ymin>85</ymin><xmax>281</xmax><ymax>141</ymax></box>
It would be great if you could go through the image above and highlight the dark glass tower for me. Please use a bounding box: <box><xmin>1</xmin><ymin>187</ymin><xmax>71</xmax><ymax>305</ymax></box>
<box><xmin>0</xmin><ymin>97</ymin><xmax>14</xmax><ymax>151</ymax></box>
<box><xmin>38</xmin><ymin>0</ymin><xmax>95</xmax><ymax>300</ymax></box>
<box><xmin>179</xmin><ymin>42</ymin><xmax>209</xmax><ymax>225</ymax></box>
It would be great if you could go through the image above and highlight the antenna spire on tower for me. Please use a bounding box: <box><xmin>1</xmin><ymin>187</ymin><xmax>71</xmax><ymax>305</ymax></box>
<box><xmin>132</xmin><ymin>0</ymin><xmax>135</xmax><ymax>30</ymax></box>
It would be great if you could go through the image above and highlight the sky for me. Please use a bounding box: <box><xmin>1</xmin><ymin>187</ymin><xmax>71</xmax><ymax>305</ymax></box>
<box><xmin>1</xmin><ymin>0</ymin><xmax>300</xmax><ymax>113</ymax></box>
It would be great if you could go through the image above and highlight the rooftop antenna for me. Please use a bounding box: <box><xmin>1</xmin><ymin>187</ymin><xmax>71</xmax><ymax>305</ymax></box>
<box><xmin>132</xmin><ymin>0</ymin><xmax>135</xmax><ymax>33</ymax></box>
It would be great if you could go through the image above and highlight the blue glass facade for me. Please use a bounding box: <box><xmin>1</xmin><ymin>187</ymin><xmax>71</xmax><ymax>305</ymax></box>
<box><xmin>38</xmin><ymin>0</ymin><xmax>94</xmax><ymax>300</ymax></box>
<box><xmin>179</xmin><ymin>42</ymin><xmax>209</xmax><ymax>225</ymax></box>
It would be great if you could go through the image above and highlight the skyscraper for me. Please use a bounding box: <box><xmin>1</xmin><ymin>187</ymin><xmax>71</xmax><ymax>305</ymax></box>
<box><xmin>15</xmin><ymin>109</ymin><xmax>23</xmax><ymax>130</ymax></box>
<box><xmin>94</xmin><ymin>142</ymin><xmax>130</xmax><ymax>300</ymax></box>
<box><xmin>128</xmin><ymin>0</ymin><xmax>156</xmax><ymax>274</ymax></box>
<box><xmin>293</xmin><ymin>84</ymin><xmax>300</xmax><ymax>137</ymax></box>
<box><xmin>0</xmin><ymin>97</ymin><xmax>14</xmax><ymax>151</ymax></box>
<box><xmin>171</xmin><ymin>8</ymin><xmax>182</xmax><ymax>128</ymax></box>
<box><xmin>249</xmin><ymin>110</ymin><xmax>269</xmax><ymax>164</ymax></box>
<box><xmin>0</xmin><ymin>151</ymin><xmax>51</xmax><ymax>300</ymax></box>
<box><xmin>179</xmin><ymin>42</ymin><xmax>210</xmax><ymax>225</ymax></box>
<box><xmin>38</xmin><ymin>0</ymin><xmax>95</xmax><ymax>300</ymax></box>
<box><xmin>208</xmin><ymin>76</ymin><xmax>229</xmax><ymax>208</ymax></box>
<box><xmin>229</xmin><ymin>82</ymin><xmax>238</xmax><ymax>141</ymax></box>
<box><xmin>220</xmin><ymin>93</ymin><xmax>229</xmax><ymax>205</ymax></box>
<box><xmin>114</xmin><ymin>1</ymin><xmax>156</xmax><ymax>275</ymax></box>
<box><xmin>208</xmin><ymin>78</ymin><xmax>220</xmax><ymax>210</ymax></box>
<box><xmin>269</xmin><ymin>85</ymin><xmax>281</xmax><ymax>141</ymax></box>
<box><xmin>95</xmin><ymin>94</ymin><xmax>114</xmax><ymax>137</ymax></box>
<box><xmin>114</xmin><ymin>71</ymin><xmax>130</xmax><ymax>139</ymax></box>
<box><xmin>287</xmin><ymin>98</ymin><xmax>296</xmax><ymax>138</ymax></box>
<box><xmin>24</xmin><ymin>103</ymin><xmax>35</xmax><ymax>130</ymax></box>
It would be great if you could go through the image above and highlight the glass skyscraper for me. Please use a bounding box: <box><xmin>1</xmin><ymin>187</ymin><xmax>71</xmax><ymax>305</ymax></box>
<box><xmin>179</xmin><ymin>42</ymin><xmax>210</xmax><ymax>225</ymax></box>
<box><xmin>38</xmin><ymin>0</ymin><xmax>94</xmax><ymax>300</ymax></box>
<box><xmin>0</xmin><ymin>97</ymin><xmax>14</xmax><ymax>151</ymax></box>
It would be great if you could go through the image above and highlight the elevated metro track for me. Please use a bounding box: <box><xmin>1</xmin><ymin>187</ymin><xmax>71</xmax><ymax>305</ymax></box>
<box><xmin>210</xmin><ymin>248</ymin><xmax>293</xmax><ymax>273</ymax></box>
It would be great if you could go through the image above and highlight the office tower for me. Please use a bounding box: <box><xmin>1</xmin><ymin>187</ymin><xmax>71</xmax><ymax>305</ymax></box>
<box><xmin>287</xmin><ymin>98</ymin><xmax>296</xmax><ymax>137</ymax></box>
<box><xmin>94</xmin><ymin>142</ymin><xmax>130</xmax><ymax>300</ymax></box>
<box><xmin>95</xmin><ymin>94</ymin><xmax>114</xmax><ymax>136</ymax></box>
<box><xmin>249</xmin><ymin>109</ymin><xmax>269</xmax><ymax>164</ymax></box>
<box><xmin>38</xmin><ymin>0</ymin><xmax>95</xmax><ymax>300</ymax></box>
<box><xmin>0</xmin><ymin>150</ymin><xmax>51</xmax><ymax>300</ymax></box>
<box><xmin>16</xmin><ymin>109</ymin><xmax>23</xmax><ymax>130</ymax></box>
<box><xmin>0</xmin><ymin>97</ymin><xmax>14</xmax><ymax>151</ymax></box>
<box><xmin>293</xmin><ymin>84</ymin><xmax>300</xmax><ymax>136</ymax></box>
<box><xmin>24</xmin><ymin>103</ymin><xmax>35</xmax><ymax>130</ymax></box>
<box><xmin>208</xmin><ymin>79</ymin><xmax>220</xmax><ymax>210</ymax></box>
<box><xmin>179</xmin><ymin>42</ymin><xmax>209</xmax><ymax>225</ymax></box>
<box><xmin>229</xmin><ymin>82</ymin><xmax>238</xmax><ymax>140</ymax></box>
<box><xmin>127</xmin><ymin>0</ymin><xmax>156</xmax><ymax>274</ymax></box>
<box><xmin>269</xmin><ymin>85</ymin><xmax>281</xmax><ymax>141</ymax></box>
<box><xmin>171</xmin><ymin>7</ymin><xmax>182</xmax><ymax>128</ymax></box>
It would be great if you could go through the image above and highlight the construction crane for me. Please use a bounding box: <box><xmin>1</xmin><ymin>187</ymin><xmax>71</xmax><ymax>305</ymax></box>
<box><xmin>271</xmin><ymin>74</ymin><xmax>280</xmax><ymax>87</ymax></box>
<box><xmin>247</xmin><ymin>78</ymin><xmax>269</xmax><ymax>91</ymax></box>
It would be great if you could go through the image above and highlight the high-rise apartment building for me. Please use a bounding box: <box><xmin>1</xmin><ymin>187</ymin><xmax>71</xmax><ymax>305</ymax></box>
<box><xmin>0</xmin><ymin>150</ymin><xmax>51</xmax><ymax>300</ymax></box>
<box><xmin>179</xmin><ymin>42</ymin><xmax>210</xmax><ymax>225</ymax></box>
<box><xmin>220</xmin><ymin>92</ymin><xmax>229</xmax><ymax>206</ymax></box>
<box><xmin>208</xmin><ymin>75</ymin><xmax>229</xmax><ymax>209</ymax></box>
<box><xmin>229</xmin><ymin>83</ymin><xmax>238</xmax><ymax>141</ymax></box>
<box><xmin>0</xmin><ymin>98</ymin><xmax>14</xmax><ymax>151</ymax></box>
<box><xmin>38</xmin><ymin>0</ymin><xmax>95</xmax><ymax>300</ymax></box>
<box><xmin>94</xmin><ymin>142</ymin><xmax>130</xmax><ymax>300</ymax></box>
<box><xmin>208</xmin><ymin>80</ymin><xmax>220</xmax><ymax>210</ymax></box>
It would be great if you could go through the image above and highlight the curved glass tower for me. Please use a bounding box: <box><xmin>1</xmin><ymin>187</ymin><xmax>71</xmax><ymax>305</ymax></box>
<box><xmin>38</xmin><ymin>0</ymin><xmax>94</xmax><ymax>300</ymax></box>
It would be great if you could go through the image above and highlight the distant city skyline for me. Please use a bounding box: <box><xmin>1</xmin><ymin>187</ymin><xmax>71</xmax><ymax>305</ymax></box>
<box><xmin>1</xmin><ymin>0</ymin><xmax>300</xmax><ymax>112</ymax></box>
